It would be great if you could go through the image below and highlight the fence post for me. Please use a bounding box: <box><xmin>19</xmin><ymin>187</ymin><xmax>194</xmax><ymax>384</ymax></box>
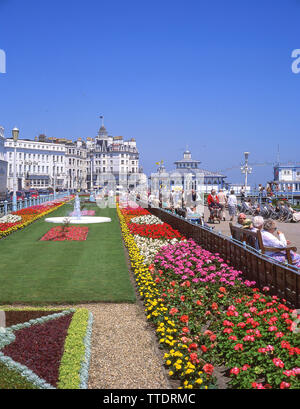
<box><xmin>4</xmin><ymin>200</ymin><xmax>8</xmax><ymax>215</ymax></box>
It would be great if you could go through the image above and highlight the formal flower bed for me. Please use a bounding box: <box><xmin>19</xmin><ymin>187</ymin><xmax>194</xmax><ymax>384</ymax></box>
<box><xmin>129</xmin><ymin>223</ymin><xmax>184</xmax><ymax>240</ymax></box>
<box><xmin>121</xmin><ymin>206</ymin><xmax>149</xmax><ymax>216</ymax></box>
<box><xmin>40</xmin><ymin>226</ymin><xmax>89</xmax><ymax>241</ymax></box>
<box><xmin>133</xmin><ymin>235</ymin><xmax>181</xmax><ymax>265</ymax></box>
<box><xmin>130</xmin><ymin>215</ymin><xmax>164</xmax><ymax>225</ymax></box>
<box><xmin>117</xmin><ymin>204</ymin><xmax>300</xmax><ymax>389</ymax></box>
<box><xmin>0</xmin><ymin>307</ymin><xmax>93</xmax><ymax>389</ymax></box>
<box><xmin>0</xmin><ymin>214</ymin><xmax>22</xmax><ymax>223</ymax></box>
<box><xmin>0</xmin><ymin>196</ymin><xmax>74</xmax><ymax>240</ymax></box>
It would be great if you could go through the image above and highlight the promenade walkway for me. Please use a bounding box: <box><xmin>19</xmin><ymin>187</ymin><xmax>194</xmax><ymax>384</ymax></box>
<box><xmin>203</xmin><ymin>207</ymin><xmax>300</xmax><ymax>250</ymax></box>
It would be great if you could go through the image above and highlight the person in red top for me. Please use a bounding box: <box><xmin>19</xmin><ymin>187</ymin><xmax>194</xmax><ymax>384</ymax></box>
<box><xmin>207</xmin><ymin>190</ymin><xmax>221</xmax><ymax>209</ymax></box>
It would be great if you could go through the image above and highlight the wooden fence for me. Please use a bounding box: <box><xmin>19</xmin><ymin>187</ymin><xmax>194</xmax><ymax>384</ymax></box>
<box><xmin>148</xmin><ymin>207</ymin><xmax>300</xmax><ymax>309</ymax></box>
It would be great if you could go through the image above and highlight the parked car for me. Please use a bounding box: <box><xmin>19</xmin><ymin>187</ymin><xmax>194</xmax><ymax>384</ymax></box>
<box><xmin>29</xmin><ymin>189</ymin><xmax>39</xmax><ymax>198</ymax></box>
<box><xmin>9</xmin><ymin>191</ymin><xmax>25</xmax><ymax>201</ymax></box>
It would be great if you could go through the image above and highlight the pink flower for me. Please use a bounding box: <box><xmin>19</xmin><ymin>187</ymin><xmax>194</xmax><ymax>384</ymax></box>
<box><xmin>234</xmin><ymin>343</ymin><xmax>244</xmax><ymax>351</ymax></box>
<box><xmin>280</xmin><ymin>382</ymin><xmax>290</xmax><ymax>389</ymax></box>
<box><xmin>169</xmin><ymin>307</ymin><xmax>179</xmax><ymax>316</ymax></box>
<box><xmin>273</xmin><ymin>358</ymin><xmax>284</xmax><ymax>368</ymax></box>
<box><xmin>230</xmin><ymin>367</ymin><xmax>240</xmax><ymax>375</ymax></box>
<box><xmin>229</xmin><ymin>335</ymin><xmax>237</xmax><ymax>341</ymax></box>
<box><xmin>244</xmin><ymin>335</ymin><xmax>255</xmax><ymax>342</ymax></box>
<box><xmin>242</xmin><ymin>364</ymin><xmax>250</xmax><ymax>371</ymax></box>
<box><xmin>283</xmin><ymin>370</ymin><xmax>295</xmax><ymax>377</ymax></box>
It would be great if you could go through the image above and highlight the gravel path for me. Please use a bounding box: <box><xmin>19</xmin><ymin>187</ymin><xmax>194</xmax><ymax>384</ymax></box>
<box><xmin>84</xmin><ymin>303</ymin><xmax>170</xmax><ymax>389</ymax></box>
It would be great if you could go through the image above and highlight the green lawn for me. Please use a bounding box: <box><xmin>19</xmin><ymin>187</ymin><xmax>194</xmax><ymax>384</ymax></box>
<box><xmin>0</xmin><ymin>201</ymin><xmax>136</xmax><ymax>304</ymax></box>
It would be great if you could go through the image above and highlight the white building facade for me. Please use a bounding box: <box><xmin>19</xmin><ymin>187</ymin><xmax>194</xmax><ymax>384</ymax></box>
<box><xmin>87</xmin><ymin>123</ymin><xmax>142</xmax><ymax>190</ymax></box>
<box><xmin>3</xmin><ymin>120</ymin><xmax>143</xmax><ymax>192</ymax></box>
<box><xmin>273</xmin><ymin>164</ymin><xmax>300</xmax><ymax>192</ymax></box>
<box><xmin>5</xmin><ymin>137</ymin><xmax>66</xmax><ymax>191</ymax></box>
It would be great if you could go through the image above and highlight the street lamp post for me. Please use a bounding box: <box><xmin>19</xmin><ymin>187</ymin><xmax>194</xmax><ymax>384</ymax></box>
<box><xmin>53</xmin><ymin>158</ymin><xmax>56</xmax><ymax>199</ymax></box>
<box><xmin>12</xmin><ymin>127</ymin><xmax>19</xmax><ymax>212</ymax></box>
<box><xmin>241</xmin><ymin>152</ymin><xmax>252</xmax><ymax>194</ymax></box>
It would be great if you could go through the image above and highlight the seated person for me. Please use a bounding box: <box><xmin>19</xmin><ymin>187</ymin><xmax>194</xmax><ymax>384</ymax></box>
<box><xmin>242</xmin><ymin>219</ymin><xmax>254</xmax><ymax>230</ymax></box>
<box><xmin>234</xmin><ymin>213</ymin><xmax>247</xmax><ymax>227</ymax></box>
<box><xmin>286</xmin><ymin>203</ymin><xmax>300</xmax><ymax>223</ymax></box>
<box><xmin>261</xmin><ymin>219</ymin><xmax>300</xmax><ymax>267</ymax></box>
<box><xmin>207</xmin><ymin>190</ymin><xmax>222</xmax><ymax>209</ymax></box>
<box><xmin>186</xmin><ymin>205</ymin><xmax>196</xmax><ymax>217</ymax></box>
<box><xmin>252</xmin><ymin>216</ymin><xmax>264</xmax><ymax>231</ymax></box>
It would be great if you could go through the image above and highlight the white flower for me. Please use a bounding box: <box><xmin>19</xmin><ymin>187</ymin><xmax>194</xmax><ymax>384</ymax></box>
<box><xmin>133</xmin><ymin>235</ymin><xmax>180</xmax><ymax>264</ymax></box>
<box><xmin>131</xmin><ymin>215</ymin><xmax>164</xmax><ymax>225</ymax></box>
<box><xmin>0</xmin><ymin>214</ymin><xmax>22</xmax><ymax>223</ymax></box>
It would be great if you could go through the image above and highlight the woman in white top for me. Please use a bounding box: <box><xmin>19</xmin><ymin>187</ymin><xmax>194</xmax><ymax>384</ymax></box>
<box><xmin>261</xmin><ymin>219</ymin><xmax>300</xmax><ymax>267</ymax></box>
<box><xmin>227</xmin><ymin>190</ymin><xmax>237</xmax><ymax>221</ymax></box>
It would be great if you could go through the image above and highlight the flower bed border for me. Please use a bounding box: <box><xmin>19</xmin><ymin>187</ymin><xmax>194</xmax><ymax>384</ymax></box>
<box><xmin>117</xmin><ymin>204</ymin><xmax>300</xmax><ymax>390</ymax></box>
<box><xmin>0</xmin><ymin>306</ymin><xmax>93</xmax><ymax>389</ymax></box>
<box><xmin>0</xmin><ymin>196</ymin><xmax>74</xmax><ymax>240</ymax></box>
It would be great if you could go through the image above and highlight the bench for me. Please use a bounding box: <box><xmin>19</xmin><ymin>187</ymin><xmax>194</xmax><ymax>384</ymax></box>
<box><xmin>229</xmin><ymin>223</ymin><xmax>298</xmax><ymax>266</ymax></box>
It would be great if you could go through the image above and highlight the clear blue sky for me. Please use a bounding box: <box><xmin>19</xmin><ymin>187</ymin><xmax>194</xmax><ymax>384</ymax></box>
<box><xmin>1</xmin><ymin>0</ymin><xmax>300</xmax><ymax>185</ymax></box>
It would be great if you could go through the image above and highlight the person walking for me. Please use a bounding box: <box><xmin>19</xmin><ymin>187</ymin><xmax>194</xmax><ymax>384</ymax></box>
<box><xmin>227</xmin><ymin>190</ymin><xmax>238</xmax><ymax>221</ymax></box>
<box><xmin>217</xmin><ymin>188</ymin><xmax>227</xmax><ymax>221</ymax></box>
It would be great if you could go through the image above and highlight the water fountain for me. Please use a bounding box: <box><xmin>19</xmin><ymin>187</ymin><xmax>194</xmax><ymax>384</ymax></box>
<box><xmin>45</xmin><ymin>194</ymin><xmax>111</xmax><ymax>224</ymax></box>
<box><xmin>74</xmin><ymin>194</ymin><xmax>81</xmax><ymax>219</ymax></box>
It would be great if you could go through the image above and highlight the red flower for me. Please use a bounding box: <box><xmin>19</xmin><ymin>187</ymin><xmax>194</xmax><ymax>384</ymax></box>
<box><xmin>229</xmin><ymin>335</ymin><xmax>237</xmax><ymax>341</ymax></box>
<box><xmin>169</xmin><ymin>308</ymin><xmax>178</xmax><ymax>316</ymax></box>
<box><xmin>230</xmin><ymin>367</ymin><xmax>240</xmax><ymax>375</ymax></box>
<box><xmin>201</xmin><ymin>345</ymin><xmax>208</xmax><ymax>352</ymax></box>
<box><xmin>234</xmin><ymin>343</ymin><xmax>243</xmax><ymax>351</ymax></box>
<box><xmin>242</xmin><ymin>364</ymin><xmax>250</xmax><ymax>371</ymax></box>
<box><xmin>180</xmin><ymin>315</ymin><xmax>189</xmax><ymax>323</ymax></box>
<box><xmin>223</xmin><ymin>328</ymin><xmax>233</xmax><ymax>334</ymax></box>
<box><xmin>280</xmin><ymin>382</ymin><xmax>290</xmax><ymax>389</ymax></box>
<box><xmin>189</xmin><ymin>353</ymin><xmax>199</xmax><ymax>364</ymax></box>
<box><xmin>272</xmin><ymin>358</ymin><xmax>284</xmax><ymax>368</ymax></box>
<box><xmin>203</xmin><ymin>364</ymin><xmax>214</xmax><ymax>375</ymax></box>
<box><xmin>189</xmin><ymin>343</ymin><xmax>198</xmax><ymax>351</ymax></box>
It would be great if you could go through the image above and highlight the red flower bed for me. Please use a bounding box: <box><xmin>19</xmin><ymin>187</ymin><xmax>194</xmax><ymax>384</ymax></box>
<box><xmin>5</xmin><ymin>310</ymin><xmax>64</xmax><ymax>327</ymax></box>
<box><xmin>2</xmin><ymin>313</ymin><xmax>74</xmax><ymax>387</ymax></box>
<box><xmin>0</xmin><ymin>222</ymin><xmax>22</xmax><ymax>231</ymax></box>
<box><xmin>15</xmin><ymin>203</ymin><xmax>60</xmax><ymax>215</ymax></box>
<box><xmin>128</xmin><ymin>222</ymin><xmax>183</xmax><ymax>240</ymax></box>
<box><xmin>40</xmin><ymin>226</ymin><xmax>89</xmax><ymax>241</ymax></box>
<box><xmin>121</xmin><ymin>206</ymin><xmax>149</xmax><ymax>216</ymax></box>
